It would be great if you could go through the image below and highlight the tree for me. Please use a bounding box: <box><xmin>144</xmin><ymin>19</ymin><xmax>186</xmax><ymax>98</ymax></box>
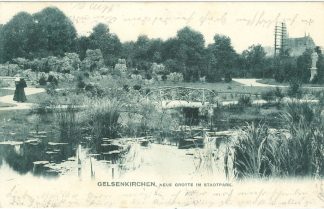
<box><xmin>314</xmin><ymin>46</ymin><xmax>324</xmax><ymax>84</ymax></box>
<box><xmin>176</xmin><ymin>27</ymin><xmax>205</xmax><ymax>81</ymax></box>
<box><xmin>81</xmin><ymin>49</ymin><xmax>104</xmax><ymax>72</ymax></box>
<box><xmin>209</xmin><ymin>34</ymin><xmax>237</xmax><ymax>80</ymax></box>
<box><xmin>241</xmin><ymin>44</ymin><xmax>266</xmax><ymax>78</ymax></box>
<box><xmin>30</xmin><ymin>7</ymin><xmax>77</xmax><ymax>57</ymax></box>
<box><xmin>296</xmin><ymin>49</ymin><xmax>312</xmax><ymax>83</ymax></box>
<box><xmin>202</xmin><ymin>48</ymin><xmax>221</xmax><ymax>82</ymax></box>
<box><xmin>274</xmin><ymin>56</ymin><xmax>297</xmax><ymax>83</ymax></box>
<box><xmin>0</xmin><ymin>24</ymin><xmax>4</xmax><ymax>63</ymax></box>
<box><xmin>76</xmin><ymin>36</ymin><xmax>91</xmax><ymax>60</ymax></box>
<box><xmin>1</xmin><ymin>12</ymin><xmax>34</xmax><ymax>62</ymax></box>
<box><xmin>89</xmin><ymin>23</ymin><xmax>122</xmax><ymax>67</ymax></box>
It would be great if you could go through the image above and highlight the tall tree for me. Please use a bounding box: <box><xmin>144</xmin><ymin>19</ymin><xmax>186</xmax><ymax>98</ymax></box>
<box><xmin>0</xmin><ymin>24</ymin><xmax>4</xmax><ymax>63</ymax></box>
<box><xmin>315</xmin><ymin>46</ymin><xmax>324</xmax><ymax>83</ymax></box>
<box><xmin>296</xmin><ymin>48</ymin><xmax>312</xmax><ymax>83</ymax></box>
<box><xmin>241</xmin><ymin>44</ymin><xmax>266</xmax><ymax>78</ymax></box>
<box><xmin>76</xmin><ymin>36</ymin><xmax>91</xmax><ymax>60</ymax></box>
<box><xmin>1</xmin><ymin>12</ymin><xmax>34</xmax><ymax>62</ymax></box>
<box><xmin>89</xmin><ymin>23</ymin><xmax>122</xmax><ymax>67</ymax></box>
<box><xmin>209</xmin><ymin>34</ymin><xmax>237</xmax><ymax>80</ymax></box>
<box><xmin>31</xmin><ymin>7</ymin><xmax>77</xmax><ymax>57</ymax></box>
<box><xmin>203</xmin><ymin>48</ymin><xmax>221</xmax><ymax>82</ymax></box>
<box><xmin>172</xmin><ymin>27</ymin><xmax>205</xmax><ymax>81</ymax></box>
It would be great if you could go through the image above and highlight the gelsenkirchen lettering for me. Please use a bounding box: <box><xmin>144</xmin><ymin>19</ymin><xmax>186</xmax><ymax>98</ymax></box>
<box><xmin>97</xmin><ymin>181</ymin><xmax>156</xmax><ymax>187</ymax></box>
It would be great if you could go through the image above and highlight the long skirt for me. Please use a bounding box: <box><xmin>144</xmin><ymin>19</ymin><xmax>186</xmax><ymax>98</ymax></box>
<box><xmin>13</xmin><ymin>87</ymin><xmax>27</xmax><ymax>102</ymax></box>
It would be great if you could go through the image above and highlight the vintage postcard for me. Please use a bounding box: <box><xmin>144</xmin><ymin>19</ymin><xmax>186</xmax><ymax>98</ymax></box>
<box><xmin>0</xmin><ymin>1</ymin><xmax>324</xmax><ymax>208</ymax></box>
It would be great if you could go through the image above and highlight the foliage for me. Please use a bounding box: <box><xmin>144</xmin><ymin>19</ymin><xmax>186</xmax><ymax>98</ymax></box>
<box><xmin>38</xmin><ymin>74</ymin><xmax>47</xmax><ymax>86</ymax></box>
<box><xmin>84</xmin><ymin>83</ymin><xmax>105</xmax><ymax>98</ymax></box>
<box><xmin>151</xmin><ymin>63</ymin><xmax>168</xmax><ymax>81</ymax></box>
<box><xmin>0</xmin><ymin>12</ymin><xmax>34</xmax><ymax>62</ymax></box>
<box><xmin>31</xmin><ymin>7</ymin><xmax>77</xmax><ymax>57</ymax></box>
<box><xmin>114</xmin><ymin>58</ymin><xmax>128</xmax><ymax>76</ymax></box>
<box><xmin>55</xmin><ymin>104</ymin><xmax>81</xmax><ymax>144</ymax></box>
<box><xmin>0</xmin><ymin>63</ymin><xmax>21</xmax><ymax>76</ymax></box>
<box><xmin>224</xmin><ymin>72</ymin><xmax>232</xmax><ymax>83</ymax></box>
<box><xmin>231</xmin><ymin>123</ymin><xmax>273</xmax><ymax>178</ymax></box>
<box><xmin>261</xmin><ymin>87</ymin><xmax>284</xmax><ymax>103</ymax></box>
<box><xmin>287</xmin><ymin>79</ymin><xmax>303</xmax><ymax>99</ymax></box>
<box><xmin>313</xmin><ymin>46</ymin><xmax>324</xmax><ymax>84</ymax></box>
<box><xmin>229</xmin><ymin>102</ymin><xmax>324</xmax><ymax>178</ymax></box>
<box><xmin>81</xmin><ymin>49</ymin><xmax>105</xmax><ymax>72</ymax></box>
<box><xmin>167</xmin><ymin>72</ymin><xmax>184</xmax><ymax>83</ymax></box>
<box><xmin>241</xmin><ymin>44</ymin><xmax>266</xmax><ymax>78</ymax></box>
<box><xmin>238</xmin><ymin>95</ymin><xmax>252</xmax><ymax>107</ymax></box>
<box><xmin>296</xmin><ymin>48</ymin><xmax>312</xmax><ymax>83</ymax></box>
<box><xmin>81</xmin><ymin>98</ymin><xmax>122</xmax><ymax>146</ymax></box>
<box><xmin>88</xmin><ymin>23</ymin><xmax>122</xmax><ymax>66</ymax></box>
<box><xmin>208</xmin><ymin>34</ymin><xmax>237</xmax><ymax>80</ymax></box>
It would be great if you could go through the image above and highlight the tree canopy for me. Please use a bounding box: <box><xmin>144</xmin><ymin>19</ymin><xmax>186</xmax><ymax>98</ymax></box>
<box><xmin>0</xmin><ymin>7</ymin><xmax>323</xmax><ymax>84</ymax></box>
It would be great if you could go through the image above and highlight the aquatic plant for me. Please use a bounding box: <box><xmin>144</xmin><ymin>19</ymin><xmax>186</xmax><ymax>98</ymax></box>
<box><xmin>228</xmin><ymin>102</ymin><xmax>324</xmax><ymax>178</ymax></box>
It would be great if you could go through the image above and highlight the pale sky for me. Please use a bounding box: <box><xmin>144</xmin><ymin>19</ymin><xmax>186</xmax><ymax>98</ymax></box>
<box><xmin>0</xmin><ymin>2</ymin><xmax>323</xmax><ymax>52</ymax></box>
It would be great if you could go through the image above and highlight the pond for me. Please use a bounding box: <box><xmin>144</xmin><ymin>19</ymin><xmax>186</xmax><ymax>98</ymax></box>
<box><xmin>0</xmin><ymin>131</ymin><xmax>231</xmax><ymax>181</ymax></box>
<box><xmin>0</xmin><ymin>107</ymin><xmax>283</xmax><ymax>181</ymax></box>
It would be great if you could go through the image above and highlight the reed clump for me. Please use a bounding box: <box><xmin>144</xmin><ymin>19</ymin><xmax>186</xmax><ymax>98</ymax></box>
<box><xmin>229</xmin><ymin>102</ymin><xmax>324</xmax><ymax>178</ymax></box>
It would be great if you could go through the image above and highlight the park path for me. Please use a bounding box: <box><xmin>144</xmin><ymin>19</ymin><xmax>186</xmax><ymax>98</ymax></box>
<box><xmin>233</xmin><ymin>78</ymin><xmax>324</xmax><ymax>89</ymax></box>
<box><xmin>0</xmin><ymin>87</ymin><xmax>45</xmax><ymax>111</ymax></box>
<box><xmin>232</xmin><ymin>78</ymin><xmax>286</xmax><ymax>87</ymax></box>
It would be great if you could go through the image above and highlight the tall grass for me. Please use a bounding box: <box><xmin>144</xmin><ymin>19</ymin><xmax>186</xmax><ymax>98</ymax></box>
<box><xmin>82</xmin><ymin>98</ymin><xmax>122</xmax><ymax>147</ymax></box>
<box><xmin>231</xmin><ymin>123</ymin><xmax>274</xmax><ymax>178</ymax></box>
<box><xmin>56</xmin><ymin>104</ymin><xmax>80</xmax><ymax>144</ymax></box>
<box><xmin>229</xmin><ymin>102</ymin><xmax>324</xmax><ymax>178</ymax></box>
<box><xmin>195</xmin><ymin>133</ymin><xmax>218</xmax><ymax>175</ymax></box>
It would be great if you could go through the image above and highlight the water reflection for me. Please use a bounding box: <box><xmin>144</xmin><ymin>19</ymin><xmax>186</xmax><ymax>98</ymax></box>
<box><xmin>0</xmin><ymin>131</ymin><xmax>150</xmax><ymax>180</ymax></box>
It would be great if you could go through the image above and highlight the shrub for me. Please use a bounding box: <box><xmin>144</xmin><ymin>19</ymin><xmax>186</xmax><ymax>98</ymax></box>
<box><xmin>47</xmin><ymin>74</ymin><xmax>58</xmax><ymax>86</ymax></box>
<box><xmin>133</xmin><ymin>84</ymin><xmax>141</xmax><ymax>91</ymax></box>
<box><xmin>261</xmin><ymin>90</ymin><xmax>275</xmax><ymax>102</ymax></box>
<box><xmin>261</xmin><ymin>87</ymin><xmax>285</xmax><ymax>104</ymax></box>
<box><xmin>167</xmin><ymin>72</ymin><xmax>184</xmax><ymax>83</ymax></box>
<box><xmin>0</xmin><ymin>64</ymin><xmax>21</xmax><ymax>76</ymax></box>
<box><xmin>76</xmin><ymin>72</ymin><xmax>86</xmax><ymax>89</ymax></box>
<box><xmin>238</xmin><ymin>95</ymin><xmax>252</xmax><ymax>107</ymax></box>
<box><xmin>274</xmin><ymin>87</ymin><xmax>284</xmax><ymax>100</ymax></box>
<box><xmin>224</xmin><ymin>72</ymin><xmax>232</xmax><ymax>83</ymax></box>
<box><xmin>114</xmin><ymin>59</ymin><xmax>128</xmax><ymax>75</ymax></box>
<box><xmin>38</xmin><ymin>75</ymin><xmax>47</xmax><ymax>86</ymax></box>
<box><xmin>85</xmin><ymin>83</ymin><xmax>105</xmax><ymax>98</ymax></box>
<box><xmin>287</xmin><ymin>79</ymin><xmax>303</xmax><ymax>98</ymax></box>
<box><xmin>99</xmin><ymin>67</ymin><xmax>109</xmax><ymax>75</ymax></box>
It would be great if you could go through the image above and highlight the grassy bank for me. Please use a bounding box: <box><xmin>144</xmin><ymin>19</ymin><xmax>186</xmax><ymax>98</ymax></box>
<box><xmin>0</xmin><ymin>89</ymin><xmax>14</xmax><ymax>97</ymax></box>
<box><xmin>258</xmin><ymin>79</ymin><xmax>324</xmax><ymax>88</ymax></box>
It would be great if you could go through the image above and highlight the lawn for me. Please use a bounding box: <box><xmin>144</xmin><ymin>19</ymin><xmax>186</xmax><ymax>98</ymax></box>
<box><xmin>147</xmin><ymin>80</ymin><xmax>270</xmax><ymax>94</ymax></box>
<box><xmin>0</xmin><ymin>89</ymin><xmax>14</xmax><ymax>97</ymax></box>
<box><xmin>258</xmin><ymin>78</ymin><xmax>324</xmax><ymax>88</ymax></box>
<box><xmin>26</xmin><ymin>92</ymin><xmax>48</xmax><ymax>104</ymax></box>
<box><xmin>0</xmin><ymin>102</ymin><xmax>15</xmax><ymax>108</ymax></box>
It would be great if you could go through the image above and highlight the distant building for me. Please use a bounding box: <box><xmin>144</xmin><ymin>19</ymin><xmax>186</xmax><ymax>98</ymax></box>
<box><xmin>266</xmin><ymin>34</ymin><xmax>317</xmax><ymax>57</ymax></box>
<box><xmin>286</xmin><ymin>35</ymin><xmax>316</xmax><ymax>57</ymax></box>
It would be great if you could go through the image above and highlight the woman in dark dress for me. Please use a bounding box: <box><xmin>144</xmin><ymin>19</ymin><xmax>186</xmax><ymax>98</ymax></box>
<box><xmin>13</xmin><ymin>78</ymin><xmax>27</xmax><ymax>102</ymax></box>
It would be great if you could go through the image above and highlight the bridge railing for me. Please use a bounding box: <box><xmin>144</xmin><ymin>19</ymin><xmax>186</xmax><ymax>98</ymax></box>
<box><xmin>145</xmin><ymin>86</ymin><xmax>262</xmax><ymax>104</ymax></box>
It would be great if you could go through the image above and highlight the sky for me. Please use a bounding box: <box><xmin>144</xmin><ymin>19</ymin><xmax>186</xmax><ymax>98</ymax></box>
<box><xmin>0</xmin><ymin>2</ymin><xmax>323</xmax><ymax>52</ymax></box>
